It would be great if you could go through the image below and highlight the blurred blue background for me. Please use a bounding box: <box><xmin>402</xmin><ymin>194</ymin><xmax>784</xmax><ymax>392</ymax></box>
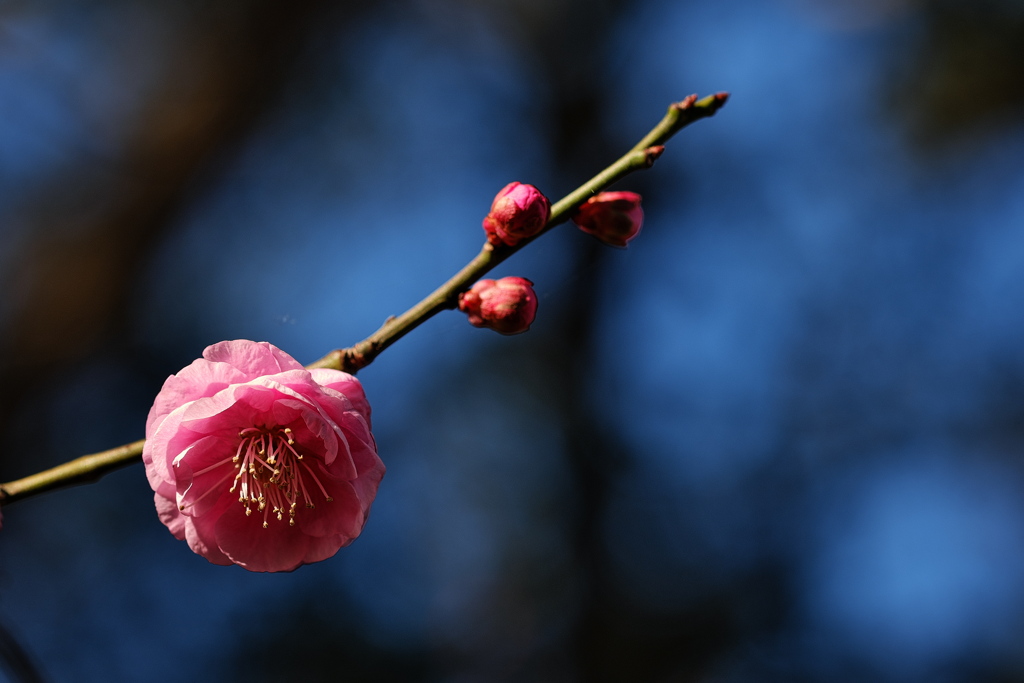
<box><xmin>2</xmin><ymin>0</ymin><xmax>1024</xmax><ymax>681</ymax></box>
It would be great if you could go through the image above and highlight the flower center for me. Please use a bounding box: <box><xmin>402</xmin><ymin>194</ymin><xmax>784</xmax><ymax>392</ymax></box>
<box><xmin>227</xmin><ymin>426</ymin><xmax>333</xmax><ymax>529</ymax></box>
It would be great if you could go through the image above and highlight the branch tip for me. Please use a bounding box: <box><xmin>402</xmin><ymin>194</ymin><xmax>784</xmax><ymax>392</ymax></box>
<box><xmin>695</xmin><ymin>92</ymin><xmax>729</xmax><ymax>113</ymax></box>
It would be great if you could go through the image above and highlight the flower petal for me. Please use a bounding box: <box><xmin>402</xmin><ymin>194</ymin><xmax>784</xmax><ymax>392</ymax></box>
<box><xmin>295</xmin><ymin>475</ymin><xmax>364</xmax><ymax>539</ymax></box>
<box><xmin>173</xmin><ymin>435</ymin><xmax>239</xmax><ymax>518</ymax></box>
<box><xmin>155</xmin><ymin>493</ymin><xmax>186</xmax><ymax>539</ymax></box>
<box><xmin>350</xmin><ymin>454</ymin><xmax>386</xmax><ymax>511</ymax></box>
<box><xmin>146</xmin><ymin>359</ymin><xmax>249</xmax><ymax>437</ymax></box>
<box><xmin>202</xmin><ymin>340</ymin><xmax>304</xmax><ymax>378</ymax></box>
<box><xmin>214</xmin><ymin>504</ymin><xmax>311</xmax><ymax>572</ymax></box>
<box><xmin>310</xmin><ymin>369</ymin><xmax>372</xmax><ymax>427</ymax></box>
<box><xmin>143</xmin><ymin>404</ymin><xmax>192</xmax><ymax>490</ymax></box>
<box><xmin>183</xmin><ymin>512</ymin><xmax>232</xmax><ymax>566</ymax></box>
<box><xmin>301</xmin><ymin>533</ymin><xmax>353</xmax><ymax>565</ymax></box>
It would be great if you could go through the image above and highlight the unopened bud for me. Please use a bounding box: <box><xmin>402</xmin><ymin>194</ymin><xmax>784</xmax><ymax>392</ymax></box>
<box><xmin>573</xmin><ymin>191</ymin><xmax>643</xmax><ymax>248</ymax></box>
<box><xmin>482</xmin><ymin>182</ymin><xmax>551</xmax><ymax>247</ymax></box>
<box><xmin>458</xmin><ymin>276</ymin><xmax>538</xmax><ymax>335</ymax></box>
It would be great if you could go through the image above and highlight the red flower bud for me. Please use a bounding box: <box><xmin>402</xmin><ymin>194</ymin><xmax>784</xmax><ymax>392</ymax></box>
<box><xmin>458</xmin><ymin>276</ymin><xmax>538</xmax><ymax>335</ymax></box>
<box><xmin>482</xmin><ymin>182</ymin><xmax>551</xmax><ymax>247</ymax></box>
<box><xmin>573</xmin><ymin>191</ymin><xmax>644</xmax><ymax>248</ymax></box>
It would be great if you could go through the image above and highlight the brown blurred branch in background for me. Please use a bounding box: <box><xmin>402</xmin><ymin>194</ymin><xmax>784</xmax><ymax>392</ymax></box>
<box><xmin>0</xmin><ymin>0</ymin><xmax>355</xmax><ymax>478</ymax></box>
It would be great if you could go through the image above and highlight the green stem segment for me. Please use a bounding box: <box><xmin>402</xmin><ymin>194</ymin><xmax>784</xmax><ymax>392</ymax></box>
<box><xmin>0</xmin><ymin>92</ymin><xmax>727</xmax><ymax>507</ymax></box>
<box><xmin>0</xmin><ymin>440</ymin><xmax>146</xmax><ymax>505</ymax></box>
<box><xmin>309</xmin><ymin>92</ymin><xmax>729</xmax><ymax>373</ymax></box>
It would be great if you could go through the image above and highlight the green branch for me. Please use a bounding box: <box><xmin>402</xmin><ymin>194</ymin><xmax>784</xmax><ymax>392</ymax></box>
<box><xmin>0</xmin><ymin>440</ymin><xmax>146</xmax><ymax>505</ymax></box>
<box><xmin>0</xmin><ymin>92</ymin><xmax>728</xmax><ymax>507</ymax></box>
<box><xmin>309</xmin><ymin>92</ymin><xmax>729</xmax><ymax>373</ymax></box>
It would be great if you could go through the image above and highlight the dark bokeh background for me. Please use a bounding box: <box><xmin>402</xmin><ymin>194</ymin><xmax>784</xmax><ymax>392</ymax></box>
<box><xmin>3</xmin><ymin>0</ymin><xmax>1024</xmax><ymax>681</ymax></box>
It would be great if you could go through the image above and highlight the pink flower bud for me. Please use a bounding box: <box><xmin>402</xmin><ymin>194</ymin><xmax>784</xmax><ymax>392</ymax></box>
<box><xmin>482</xmin><ymin>182</ymin><xmax>551</xmax><ymax>247</ymax></box>
<box><xmin>573</xmin><ymin>191</ymin><xmax>644</xmax><ymax>248</ymax></box>
<box><xmin>458</xmin><ymin>276</ymin><xmax>538</xmax><ymax>335</ymax></box>
<box><xmin>143</xmin><ymin>340</ymin><xmax>384</xmax><ymax>572</ymax></box>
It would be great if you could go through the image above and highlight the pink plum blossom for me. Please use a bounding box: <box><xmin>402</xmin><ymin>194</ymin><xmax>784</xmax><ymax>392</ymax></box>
<box><xmin>482</xmin><ymin>182</ymin><xmax>551</xmax><ymax>247</ymax></box>
<box><xmin>573</xmin><ymin>191</ymin><xmax>644</xmax><ymax>248</ymax></box>
<box><xmin>143</xmin><ymin>340</ymin><xmax>384</xmax><ymax>572</ymax></box>
<box><xmin>458</xmin><ymin>276</ymin><xmax>538</xmax><ymax>335</ymax></box>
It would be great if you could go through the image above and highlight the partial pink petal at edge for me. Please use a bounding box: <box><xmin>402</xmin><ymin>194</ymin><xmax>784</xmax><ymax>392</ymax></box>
<box><xmin>214</xmin><ymin>504</ymin><xmax>312</xmax><ymax>572</ymax></box>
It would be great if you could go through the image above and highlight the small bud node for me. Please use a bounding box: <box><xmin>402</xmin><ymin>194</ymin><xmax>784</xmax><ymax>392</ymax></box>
<box><xmin>644</xmin><ymin>145</ymin><xmax>666</xmax><ymax>167</ymax></box>
<box><xmin>673</xmin><ymin>94</ymin><xmax>698</xmax><ymax>111</ymax></box>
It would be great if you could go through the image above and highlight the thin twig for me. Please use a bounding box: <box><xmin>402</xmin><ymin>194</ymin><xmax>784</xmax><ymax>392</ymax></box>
<box><xmin>0</xmin><ymin>440</ymin><xmax>146</xmax><ymax>505</ymax></box>
<box><xmin>308</xmin><ymin>92</ymin><xmax>729</xmax><ymax>373</ymax></box>
<box><xmin>0</xmin><ymin>92</ymin><xmax>727</xmax><ymax>507</ymax></box>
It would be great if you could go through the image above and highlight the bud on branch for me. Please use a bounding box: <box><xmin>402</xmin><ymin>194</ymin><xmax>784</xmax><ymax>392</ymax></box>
<box><xmin>0</xmin><ymin>92</ymin><xmax>729</xmax><ymax>508</ymax></box>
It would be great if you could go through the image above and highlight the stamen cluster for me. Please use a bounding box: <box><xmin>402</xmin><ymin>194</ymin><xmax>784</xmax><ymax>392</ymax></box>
<box><xmin>222</xmin><ymin>425</ymin><xmax>335</xmax><ymax>528</ymax></box>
